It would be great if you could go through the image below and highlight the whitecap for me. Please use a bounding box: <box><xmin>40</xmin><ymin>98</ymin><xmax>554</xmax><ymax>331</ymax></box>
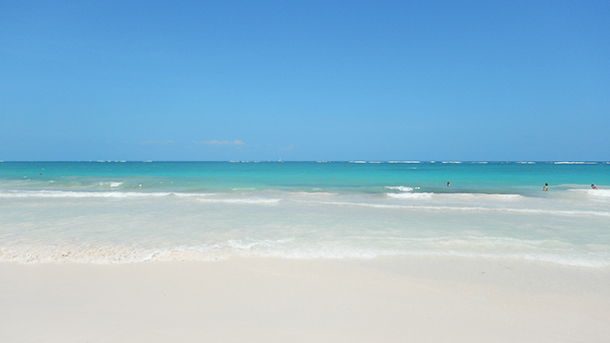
<box><xmin>384</xmin><ymin>186</ymin><xmax>416</xmax><ymax>192</ymax></box>
<box><xmin>98</xmin><ymin>181</ymin><xmax>124</xmax><ymax>188</ymax></box>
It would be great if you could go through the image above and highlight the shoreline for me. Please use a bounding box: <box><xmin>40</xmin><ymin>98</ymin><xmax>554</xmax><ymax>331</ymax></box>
<box><xmin>2</xmin><ymin>256</ymin><xmax>609</xmax><ymax>342</ymax></box>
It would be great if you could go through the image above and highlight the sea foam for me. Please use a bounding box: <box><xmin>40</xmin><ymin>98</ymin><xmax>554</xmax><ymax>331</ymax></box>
<box><xmin>1</xmin><ymin>161</ymin><xmax>609</xmax><ymax>268</ymax></box>
<box><xmin>386</xmin><ymin>192</ymin><xmax>523</xmax><ymax>201</ymax></box>
<box><xmin>385</xmin><ymin>186</ymin><xmax>416</xmax><ymax>192</ymax></box>
<box><xmin>0</xmin><ymin>190</ymin><xmax>212</xmax><ymax>199</ymax></box>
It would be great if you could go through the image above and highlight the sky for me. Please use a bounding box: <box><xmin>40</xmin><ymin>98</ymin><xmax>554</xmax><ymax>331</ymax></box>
<box><xmin>1</xmin><ymin>0</ymin><xmax>609</xmax><ymax>161</ymax></box>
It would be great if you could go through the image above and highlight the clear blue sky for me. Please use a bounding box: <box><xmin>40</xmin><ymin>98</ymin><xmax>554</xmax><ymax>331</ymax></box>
<box><xmin>1</xmin><ymin>0</ymin><xmax>609</xmax><ymax>161</ymax></box>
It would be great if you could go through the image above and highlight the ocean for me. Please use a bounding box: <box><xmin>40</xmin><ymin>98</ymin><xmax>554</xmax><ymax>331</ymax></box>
<box><xmin>1</xmin><ymin>161</ymin><xmax>609</xmax><ymax>266</ymax></box>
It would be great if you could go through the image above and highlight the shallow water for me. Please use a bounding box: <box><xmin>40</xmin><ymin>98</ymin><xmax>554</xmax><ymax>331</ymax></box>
<box><xmin>0</xmin><ymin>161</ymin><xmax>609</xmax><ymax>266</ymax></box>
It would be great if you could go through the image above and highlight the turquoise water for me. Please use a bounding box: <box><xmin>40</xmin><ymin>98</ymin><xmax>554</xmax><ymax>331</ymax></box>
<box><xmin>1</xmin><ymin>161</ymin><xmax>609</xmax><ymax>193</ymax></box>
<box><xmin>1</xmin><ymin>161</ymin><xmax>609</xmax><ymax>266</ymax></box>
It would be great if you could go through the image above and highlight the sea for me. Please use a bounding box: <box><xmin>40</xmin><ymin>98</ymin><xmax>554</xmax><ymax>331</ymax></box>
<box><xmin>1</xmin><ymin>161</ymin><xmax>609</xmax><ymax>266</ymax></box>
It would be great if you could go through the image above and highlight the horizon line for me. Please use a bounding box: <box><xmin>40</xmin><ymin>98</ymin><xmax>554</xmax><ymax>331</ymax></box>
<box><xmin>1</xmin><ymin>160</ymin><xmax>609</xmax><ymax>163</ymax></box>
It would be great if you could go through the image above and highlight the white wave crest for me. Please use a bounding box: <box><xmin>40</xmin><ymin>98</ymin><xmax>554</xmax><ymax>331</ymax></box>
<box><xmin>98</xmin><ymin>181</ymin><xmax>124</xmax><ymax>188</ymax></box>
<box><xmin>313</xmin><ymin>200</ymin><xmax>610</xmax><ymax>218</ymax></box>
<box><xmin>385</xmin><ymin>186</ymin><xmax>417</xmax><ymax>192</ymax></box>
<box><xmin>569</xmin><ymin>189</ymin><xmax>610</xmax><ymax>198</ymax></box>
<box><xmin>386</xmin><ymin>192</ymin><xmax>523</xmax><ymax>201</ymax></box>
<box><xmin>591</xmin><ymin>189</ymin><xmax>610</xmax><ymax>198</ymax></box>
<box><xmin>0</xmin><ymin>190</ymin><xmax>212</xmax><ymax>199</ymax></box>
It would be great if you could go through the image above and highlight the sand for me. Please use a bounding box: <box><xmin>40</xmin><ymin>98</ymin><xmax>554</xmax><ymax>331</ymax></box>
<box><xmin>1</xmin><ymin>257</ymin><xmax>609</xmax><ymax>342</ymax></box>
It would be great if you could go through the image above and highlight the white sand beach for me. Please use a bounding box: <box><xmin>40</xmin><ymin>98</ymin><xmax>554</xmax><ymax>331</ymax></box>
<box><xmin>1</xmin><ymin>257</ymin><xmax>609</xmax><ymax>343</ymax></box>
<box><xmin>4</xmin><ymin>0</ymin><xmax>610</xmax><ymax>341</ymax></box>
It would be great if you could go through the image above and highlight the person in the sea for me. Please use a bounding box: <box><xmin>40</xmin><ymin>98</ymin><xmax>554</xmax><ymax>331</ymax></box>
<box><xmin>446</xmin><ymin>181</ymin><xmax>451</xmax><ymax>187</ymax></box>
<box><xmin>543</xmin><ymin>183</ymin><xmax>549</xmax><ymax>191</ymax></box>
<box><xmin>591</xmin><ymin>184</ymin><xmax>598</xmax><ymax>190</ymax></box>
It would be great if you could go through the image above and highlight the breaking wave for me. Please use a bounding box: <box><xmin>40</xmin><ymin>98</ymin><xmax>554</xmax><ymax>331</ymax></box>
<box><xmin>385</xmin><ymin>192</ymin><xmax>523</xmax><ymax>201</ymax></box>
<box><xmin>0</xmin><ymin>190</ymin><xmax>212</xmax><ymax>198</ymax></box>
<box><xmin>311</xmin><ymin>200</ymin><xmax>610</xmax><ymax>217</ymax></box>
<box><xmin>385</xmin><ymin>186</ymin><xmax>417</xmax><ymax>192</ymax></box>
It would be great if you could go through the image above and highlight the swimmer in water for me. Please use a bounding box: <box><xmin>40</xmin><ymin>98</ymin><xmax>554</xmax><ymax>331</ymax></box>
<box><xmin>543</xmin><ymin>183</ymin><xmax>549</xmax><ymax>191</ymax></box>
<box><xmin>591</xmin><ymin>184</ymin><xmax>598</xmax><ymax>189</ymax></box>
<box><xmin>446</xmin><ymin>181</ymin><xmax>451</xmax><ymax>187</ymax></box>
